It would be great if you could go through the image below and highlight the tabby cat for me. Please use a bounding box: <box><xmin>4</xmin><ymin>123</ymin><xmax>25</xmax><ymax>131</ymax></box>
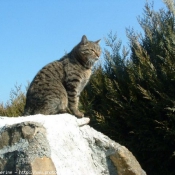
<box><xmin>23</xmin><ymin>35</ymin><xmax>101</xmax><ymax>118</ymax></box>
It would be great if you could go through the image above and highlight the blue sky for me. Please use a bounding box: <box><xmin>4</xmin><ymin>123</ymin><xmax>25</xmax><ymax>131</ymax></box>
<box><xmin>0</xmin><ymin>0</ymin><xmax>166</xmax><ymax>104</ymax></box>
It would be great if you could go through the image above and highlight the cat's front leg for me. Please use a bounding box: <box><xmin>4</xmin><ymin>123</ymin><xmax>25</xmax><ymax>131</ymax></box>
<box><xmin>66</xmin><ymin>84</ymin><xmax>84</xmax><ymax>118</ymax></box>
<box><xmin>68</xmin><ymin>96</ymin><xmax>84</xmax><ymax>118</ymax></box>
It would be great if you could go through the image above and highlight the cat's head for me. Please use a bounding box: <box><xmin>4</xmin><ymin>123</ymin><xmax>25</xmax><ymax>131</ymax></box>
<box><xmin>74</xmin><ymin>35</ymin><xmax>101</xmax><ymax>69</ymax></box>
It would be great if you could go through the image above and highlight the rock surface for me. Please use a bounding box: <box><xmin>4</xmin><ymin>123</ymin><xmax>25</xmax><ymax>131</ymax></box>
<box><xmin>0</xmin><ymin>114</ymin><xmax>146</xmax><ymax>175</ymax></box>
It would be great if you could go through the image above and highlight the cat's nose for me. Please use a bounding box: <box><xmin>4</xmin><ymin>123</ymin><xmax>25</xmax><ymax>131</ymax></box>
<box><xmin>95</xmin><ymin>52</ymin><xmax>100</xmax><ymax>58</ymax></box>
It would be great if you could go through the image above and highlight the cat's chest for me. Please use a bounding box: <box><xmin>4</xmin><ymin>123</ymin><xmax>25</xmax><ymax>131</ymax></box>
<box><xmin>66</xmin><ymin>64</ymin><xmax>91</xmax><ymax>94</ymax></box>
<box><xmin>77</xmin><ymin>69</ymin><xmax>91</xmax><ymax>94</ymax></box>
<box><xmin>79</xmin><ymin>69</ymin><xmax>91</xmax><ymax>85</ymax></box>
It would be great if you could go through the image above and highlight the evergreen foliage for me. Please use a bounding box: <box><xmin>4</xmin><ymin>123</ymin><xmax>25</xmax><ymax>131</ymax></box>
<box><xmin>80</xmin><ymin>1</ymin><xmax>175</xmax><ymax>174</ymax></box>
<box><xmin>0</xmin><ymin>84</ymin><xmax>26</xmax><ymax>117</ymax></box>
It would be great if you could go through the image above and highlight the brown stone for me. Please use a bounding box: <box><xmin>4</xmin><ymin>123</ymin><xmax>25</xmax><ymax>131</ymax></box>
<box><xmin>110</xmin><ymin>146</ymin><xmax>146</xmax><ymax>175</ymax></box>
<box><xmin>22</xmin><ymin>125</ymin><xmax>35</xmax><ymax>140</ymax></box>
<box><xmin>31</xmin><ymin>157</ymin><xmax>57</xmax><ymax>175</ymax></box>
<box><xmin>0</xmin><ymin>131</ymin><xmax>10</xmax><ymax>149</ymax></box>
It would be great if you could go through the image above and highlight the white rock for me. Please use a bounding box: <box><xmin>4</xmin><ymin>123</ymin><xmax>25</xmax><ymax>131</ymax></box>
<box><xmin>0</xmin><ymin>114</ymin><xmax>146</xmax><ymax>175</ymax></box>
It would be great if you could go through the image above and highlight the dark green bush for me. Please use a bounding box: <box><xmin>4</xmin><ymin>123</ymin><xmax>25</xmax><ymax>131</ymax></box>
<box><xmin>80</xmin><ymin>1</ymin><xmax>175</xmax><ymax>174</ymax></box>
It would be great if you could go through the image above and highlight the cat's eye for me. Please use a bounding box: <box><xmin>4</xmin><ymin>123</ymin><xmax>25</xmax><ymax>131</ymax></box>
<box><xmin>91</xmin><ymin>49</ymin><xmax>99</xmax><ymax>57</ymax></box>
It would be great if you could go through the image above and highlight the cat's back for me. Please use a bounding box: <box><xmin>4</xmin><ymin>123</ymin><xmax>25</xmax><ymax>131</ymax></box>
<box><xmin>31</xmin><ymin>57</ymin><xmax>68</xmax><ymax>84</ymax></box>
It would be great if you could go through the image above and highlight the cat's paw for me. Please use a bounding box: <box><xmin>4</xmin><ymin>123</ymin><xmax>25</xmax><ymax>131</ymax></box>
<box><xmin>71</xmin><ymin>109</ymin><xmax>84</xmax><ymax>118</ymax></box>
<box><xmin>75</xmin><ymin>111</ymin><xmax>84</xmax><ymax>118</ymax></box>
<box><xmin>70</xmin><ymin>108</ymin><xmax>84</xmax><ymax>118</ymax></box>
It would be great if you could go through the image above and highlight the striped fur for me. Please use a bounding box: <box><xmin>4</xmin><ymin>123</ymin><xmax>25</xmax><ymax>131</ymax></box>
<box><xmin>23</xmin><ymin>35</ymin><xmax>101</xmax><ymax>117</ymax></box>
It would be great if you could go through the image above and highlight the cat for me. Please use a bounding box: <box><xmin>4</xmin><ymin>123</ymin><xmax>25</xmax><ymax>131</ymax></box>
<box><xmin>23</xmin><ymin>35</ymin><xmax>101</xmax><ymax>118</ymax></box>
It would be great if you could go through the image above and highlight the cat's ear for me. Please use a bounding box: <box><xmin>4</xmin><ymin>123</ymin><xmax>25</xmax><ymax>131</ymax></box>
<box><xmin>95</xmin><ymin>39</ymin><xmax>101</xmax><ymax>44</ymax></box>
<box><xmin>81</xmin><ymin>35</ymin><xmax>88</xmax><ymax>45</ymax></box>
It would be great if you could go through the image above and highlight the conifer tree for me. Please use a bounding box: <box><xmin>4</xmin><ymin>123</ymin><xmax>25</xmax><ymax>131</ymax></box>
<box><xmin>80</xmin><ymin>1</ymin><xmax>175</xmax><ymax>174</ymax></box>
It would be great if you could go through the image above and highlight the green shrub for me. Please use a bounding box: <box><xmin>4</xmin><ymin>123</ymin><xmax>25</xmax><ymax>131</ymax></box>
<box><xmin>0</xmin><ymin>84</ymin><xmax>26</xmax><ymax>117</ymax></box>
<box><xmin>80</xmin><ymin>1</ymin><xmax>175</xmax><ymax>174</ymax></box>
